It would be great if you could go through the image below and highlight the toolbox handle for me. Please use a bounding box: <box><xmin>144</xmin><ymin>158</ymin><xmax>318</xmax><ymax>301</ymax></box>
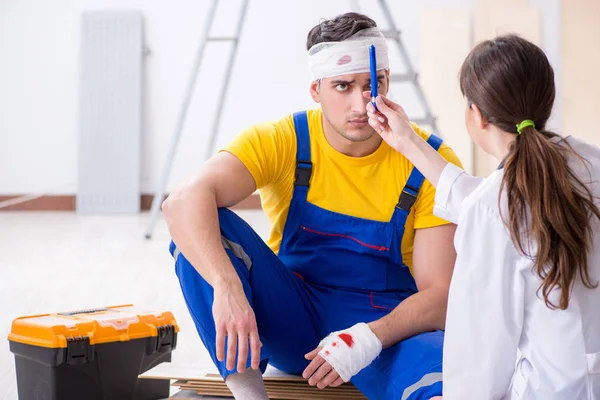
<box><xmin>58</xmin><ymin>307</ymin><xmax>110</xmax><ymax>316</ymax></box>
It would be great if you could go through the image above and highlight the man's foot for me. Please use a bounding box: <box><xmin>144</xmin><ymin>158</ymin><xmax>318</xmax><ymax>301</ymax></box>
<box><xmin>225</xmin><ymin>368</ymin><xmax>268</xmax><ymax>400</ymax></box>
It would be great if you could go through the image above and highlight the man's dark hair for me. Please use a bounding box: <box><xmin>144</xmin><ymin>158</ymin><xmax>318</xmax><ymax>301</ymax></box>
<box><xmin>306</xmin><ymin>12</ymin><xmax>377</xmax><ymax>50</ymax></box>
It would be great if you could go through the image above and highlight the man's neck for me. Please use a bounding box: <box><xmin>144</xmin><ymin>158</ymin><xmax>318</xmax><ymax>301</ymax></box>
<box><xmin>322</xmin><ymin>118</ymin><xmax>383</xmax><ymax>158</ymax></box>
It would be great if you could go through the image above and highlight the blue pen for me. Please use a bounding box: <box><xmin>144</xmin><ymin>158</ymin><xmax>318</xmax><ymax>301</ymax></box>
<box><xmin>369</xmin><ymin>44</ymin><xmax>378</xmax><ymax>111</ymax></box>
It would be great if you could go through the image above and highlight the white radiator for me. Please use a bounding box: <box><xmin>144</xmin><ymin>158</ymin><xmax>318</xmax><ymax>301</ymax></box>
<box><xmin>77</xmin><ymin>11</ymin><xmax>143</xmax><ymax>213</ymax></box>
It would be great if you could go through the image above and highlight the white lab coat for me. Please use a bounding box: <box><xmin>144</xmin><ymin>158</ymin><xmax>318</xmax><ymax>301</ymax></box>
<box><xmin>434</xmin><ymin>136</ymin><xmax>600</xmax><ymax>399</ymax></box>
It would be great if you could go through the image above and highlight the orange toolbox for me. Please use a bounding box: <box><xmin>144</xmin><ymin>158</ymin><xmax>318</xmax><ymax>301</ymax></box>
<box><xmin>8</xmin><ymin>304</ymin><xmax>179</xmax><ymax>400</ymax></box>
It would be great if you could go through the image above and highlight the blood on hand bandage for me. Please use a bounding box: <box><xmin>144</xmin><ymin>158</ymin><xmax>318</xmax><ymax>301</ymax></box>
<box><xmin>307</xmin><ymin>27</ymin><xmax>389</xmax><ymax>81</ymax></box>
<box><xmin>317</xmin><ymin>322</ymin><xmax>383</xmax><ymax>382</ymax></box>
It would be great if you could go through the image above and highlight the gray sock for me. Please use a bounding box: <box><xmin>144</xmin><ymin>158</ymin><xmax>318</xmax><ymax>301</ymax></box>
<box><xmin>225</xmin><ymin>368</ymin><xmax>269</xmax><ymax>400</ymax></box>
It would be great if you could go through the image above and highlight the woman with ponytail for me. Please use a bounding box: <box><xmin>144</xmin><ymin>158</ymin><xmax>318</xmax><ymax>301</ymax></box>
<box><xmin>366</xmin><ymin>34</ymin><xmax>600</xmax><ymax>399</ymax></box>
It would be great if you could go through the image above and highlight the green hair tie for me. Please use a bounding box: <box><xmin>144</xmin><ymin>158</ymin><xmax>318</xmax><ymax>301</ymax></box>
<box><xmin>516</xmin><ymin>119</ymin><xmax>535</xmax><ymax>134</ymax></box>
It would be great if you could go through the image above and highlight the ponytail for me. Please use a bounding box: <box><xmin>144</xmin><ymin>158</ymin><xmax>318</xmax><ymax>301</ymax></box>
<box><xmin>500</xmin><ymin>127</ymin><xmax>600</xmax><ymax>309</ymax></box>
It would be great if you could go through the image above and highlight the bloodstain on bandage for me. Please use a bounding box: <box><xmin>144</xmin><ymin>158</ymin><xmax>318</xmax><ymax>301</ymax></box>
<box><xmin>325</xmin><ymin>350</ymin><xmax>330</xmax><ymax>356</ymax></box>
<box><xmin>338</xmin><ymin>333</ymin><xmax>354</xmax><ymax>348</ymax></box>
<box><xmin>332</xmin><ymin>342</ymin><xmax>337</xmax><ymax>347</ymax></box>
<box><xmin>337</xmin><ymin>55</ymin><xmax>352</xmax><ymax>65</ymax></box>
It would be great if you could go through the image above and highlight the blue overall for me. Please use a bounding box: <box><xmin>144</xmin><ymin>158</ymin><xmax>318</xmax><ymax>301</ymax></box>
<box><xmin>171</xmin><ymin>111</ymin><xmax>445</xmax><ymax>399</ymax></box>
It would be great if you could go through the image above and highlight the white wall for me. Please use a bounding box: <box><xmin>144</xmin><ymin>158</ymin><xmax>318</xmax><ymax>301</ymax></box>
<box><xmin>0</xmin><ymin>0</ymin><xmax>561</xmax><ymax>195</ymax></box>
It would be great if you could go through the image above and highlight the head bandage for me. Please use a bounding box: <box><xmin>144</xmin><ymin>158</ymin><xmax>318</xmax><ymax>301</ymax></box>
<box><xmin>308</xmin><ymin>27</ymin><xmax>389</xmax><ymax>81</ymax></box>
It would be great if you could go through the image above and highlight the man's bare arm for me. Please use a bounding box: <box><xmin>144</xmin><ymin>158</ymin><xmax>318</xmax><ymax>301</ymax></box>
<box><xmin>162</xmin><ymin>151</ymin><xmax>260</xmax><ymax>372</ymax></box>
<box><xmin>368</xmin><ymin>223</ymin><xmax>456</xmax><ymax>348</ymax></box>
<box><xmin>163</xmin><ymin>152</ymin><xmax>255</xmax><ymax>287</ymax></box>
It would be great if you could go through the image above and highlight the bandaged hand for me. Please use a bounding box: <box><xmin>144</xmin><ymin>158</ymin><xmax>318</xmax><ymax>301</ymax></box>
<box><xmin>303</xmin><ymin>323</ymin><xmax>382</xmax><ymax>387</ymax></box>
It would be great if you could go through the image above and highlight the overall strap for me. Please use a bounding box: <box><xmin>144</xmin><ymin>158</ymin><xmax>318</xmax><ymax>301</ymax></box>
<box><xmin>292</xmin><ymin>111</ymin><xmax>312</xmax><ymax>201</ymax></box>
<box><xmin>391</xmin><ymin>133</ymin><xmax>444</xmax><ymax>226</ymax></box>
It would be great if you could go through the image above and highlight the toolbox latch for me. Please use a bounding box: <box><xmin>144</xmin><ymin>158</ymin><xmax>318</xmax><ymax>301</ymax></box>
<box><xmin>156</xmin><ymin>325</ymin><xmax>177</xmax><ymax>353</ymax></box>
<box><xmin>146</xmin><ymin>325</ymin><xmax>178</xmax><ymax>355</ymax></box>
<box><xmin>66</xmin><ymin>337</ymin><xmax>94</xmax><ymax>365</ymax></box>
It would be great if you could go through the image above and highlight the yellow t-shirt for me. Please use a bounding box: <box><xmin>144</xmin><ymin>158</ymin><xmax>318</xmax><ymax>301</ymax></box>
<box><xmin>222</xmin><ymin>108</ymin><xmax>463</xmax><ymax>270</ymax></box>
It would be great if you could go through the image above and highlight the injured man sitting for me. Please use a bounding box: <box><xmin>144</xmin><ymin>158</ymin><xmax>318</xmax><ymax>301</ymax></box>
<box><xmin>162</xmin><ymin>11</ymin><xmax>463</xmax><ymax>400</ymax></box>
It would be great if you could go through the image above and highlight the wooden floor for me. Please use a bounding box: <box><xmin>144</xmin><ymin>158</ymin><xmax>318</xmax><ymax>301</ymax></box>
<box><xmin>0</xmin><ymin>210</ymin><xmax>270</xmax><ymax>400</ymax></box>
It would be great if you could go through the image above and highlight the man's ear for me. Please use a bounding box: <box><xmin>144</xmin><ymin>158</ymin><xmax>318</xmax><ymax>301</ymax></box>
<box><xmin>383</xmin><ymin>69</ymin><xmax>391</xmax><ymax>95</ymax></box>
<box><xmin>310</xmin><ymin>80</ymin><xmax>321</xmax><ymax>103</ymax></box>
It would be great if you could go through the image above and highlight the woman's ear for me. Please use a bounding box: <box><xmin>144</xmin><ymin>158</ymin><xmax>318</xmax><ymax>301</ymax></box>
<box><xmin>470</xmin><ymin>103</ymin><xmax>487</xmax><ymax>130</ymax></box>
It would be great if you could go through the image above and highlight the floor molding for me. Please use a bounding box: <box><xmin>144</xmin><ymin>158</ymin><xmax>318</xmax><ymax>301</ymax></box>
<box><xmin>0</xmin><ymin>194</ymin><xmax>262</xmax><ymax>211</ymax></box>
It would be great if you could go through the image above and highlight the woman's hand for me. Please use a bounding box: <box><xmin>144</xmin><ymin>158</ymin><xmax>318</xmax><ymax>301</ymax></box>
<box><xmin>363</xmin><ymin>91</ymin><xmax>452</xmax><ymax>189</ymax></box>
<box><xmin>364</xmin><ymin>92</ymin><xmax>418</xmax><ymax>152</ymax></box>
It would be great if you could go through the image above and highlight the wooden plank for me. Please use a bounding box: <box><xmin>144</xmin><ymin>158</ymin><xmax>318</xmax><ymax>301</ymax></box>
<box><xmin>139</xmin><ymin>363</ymin><xmax>213</xmax><ymax>381</ymax></box>
<box><xmin>472</xmin><ymin>0</ymin><xmax>541</xmax><ymax>176</ymax></box>
<box><xmin>174</xmin><ymin>377</ymin><xmax>360</xmax><ymax>390</ymax></box>
<box><xmin>145</xmin><ymin>363</ymin><xmax>366</xmax><ymax>399</ymax></box>
<box><xmin>170</xmin><ymin>390</ymin><xmax>231</xmax><ymax>399</ymax></box>
<box><xmin>175</xmin><ymin>380</ymin><xmax>363</xmax><ymax>395</ymax></box>
<box><xmin>205</xmin><ymin>372</ymin><xmax>307</xmax><ymax>382</ymax></box>
<box><xmin>178</xmin><ymin>387</ymin><xmax>363</xmax><ymax>400</ymax></box>
<box><xmin>172</xmin><ymin>376</ymin><xmax>366</xmax><ymax>399</ymax></box>
<box><xmin>179</xmin><ymin>386</ymin><xmax>358</xmax><ymax>399</ymax></box>
<box><xmin>420</xmin><ymin>8</ymin><xmax>474</xmax><ymax>174</ymax></box>
<box><xmin>140</xmin><ymin>363</ymin><xmax>299</xmax><ymax>382</ymax></box>
<box><xmin>561</xmin><ymin>0</ymin><xmax>600</xmax><ymax>147</ymax></box>
<box><xmin>179</xmin><ymin>381</ymin><xmax>360</xmax><ymax>393</ymax></box>
<box><xmin>474</xmin><ymin>0</ymin><xmax>540</xmax><ymax>45</ymax></box>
